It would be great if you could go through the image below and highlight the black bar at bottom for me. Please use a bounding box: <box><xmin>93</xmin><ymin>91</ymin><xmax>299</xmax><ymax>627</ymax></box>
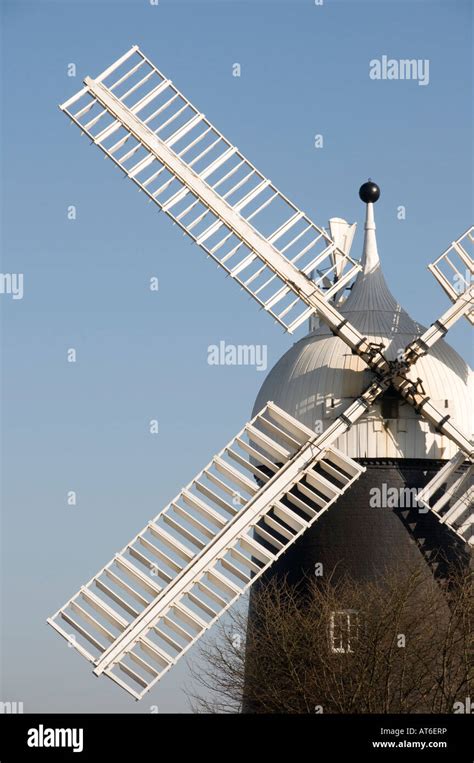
<box><xmin>0</xmin><ymin>712</ymin><xmax>472</xmax><ymax>761</ymax></box>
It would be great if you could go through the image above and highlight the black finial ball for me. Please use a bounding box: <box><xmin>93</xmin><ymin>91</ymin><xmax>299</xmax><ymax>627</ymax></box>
<box><xmin>359</xmin><ymin>180</ymin><xmax>380</xmax><ymax>203</ymax></box>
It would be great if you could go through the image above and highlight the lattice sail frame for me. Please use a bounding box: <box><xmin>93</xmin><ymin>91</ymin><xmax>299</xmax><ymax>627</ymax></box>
<box><xmin>48</xmin><ymin>402</ymin><xmax>366</xmax><ymax>699</ymax></box>
<box><xmin>428</xmin><ymin>226</ymin><xmax>474</xmax><ymax>325</ymax></box>
<box><xmin>60</xmin><ymin>45</ymin><xmax>362</xmax><ymax>335</ymax></box>
<box><xmin>417</xmin><ymin>451</ymin><xmax>473</xmax><ymax>546</ymax></box>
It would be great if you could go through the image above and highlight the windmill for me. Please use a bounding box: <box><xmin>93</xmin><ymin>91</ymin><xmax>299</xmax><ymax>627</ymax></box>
<box><xmin>48</xmin><ymin>45</ymin><xmax>473</xmax><ymax>701</ymax></box>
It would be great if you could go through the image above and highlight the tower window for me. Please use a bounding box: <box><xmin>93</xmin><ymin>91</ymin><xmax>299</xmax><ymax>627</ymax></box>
<box><xmin>329</xmin><ymin>609</ymin><xmax>359</xmax><ymax>654</ymax></box>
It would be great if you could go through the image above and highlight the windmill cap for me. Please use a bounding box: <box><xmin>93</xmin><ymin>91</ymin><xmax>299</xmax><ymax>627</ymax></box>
<box><xmin>359</xmin><ymin>180</ymin><xmax>380</xmax><ymax>203</ymax></box>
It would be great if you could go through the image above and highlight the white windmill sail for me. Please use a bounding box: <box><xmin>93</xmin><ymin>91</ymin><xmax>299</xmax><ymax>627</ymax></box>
<box><xmin>417</xmin><ymin>451</ymin><xmax>473</xmax><ymax>546</ymax></box>
<box><xmin>48</xmin><ymin>400</ymin><xmax>369</xmax><ymax>699</ymax></box>
<box><xmin>308</xmin><ymin>218</ymin><xmax>357</xmax><ymax>331</ymax></box>
<box><xmin>328</xmin><ymin>217</ymin><xmax>357</xmax><ymax>279</ymax></box>
<box><xmin>403</xmin><ymin>228</ymin><xmax>474</xmax><ymax>364</ymax></box>
<box><xmin>59</xmin><ymin>46</ymin><xmax>398</xmax><ymax>375</ymax></box>
<box><xmin>427</xmin><ymin>226</ymin><xmax>474</xmax><ymax>325</ymax></box>
<box><xmin>392</xmin><ymin>229</ymin><xmax>474</xmax><ymax>457</ymax></box>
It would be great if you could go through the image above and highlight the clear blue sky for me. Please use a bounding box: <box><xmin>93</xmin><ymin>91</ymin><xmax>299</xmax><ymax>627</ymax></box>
<box><xmin>1</xmin><ymin>0</ymin><xmax>472</xmax><ymax>713</ymax></box>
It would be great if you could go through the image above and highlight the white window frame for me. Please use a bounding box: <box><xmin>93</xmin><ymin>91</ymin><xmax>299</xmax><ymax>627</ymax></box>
<box><xmin>329</xmin><ymin>609</ymin><xmax>359</xmax><ymax>654</ymax></box>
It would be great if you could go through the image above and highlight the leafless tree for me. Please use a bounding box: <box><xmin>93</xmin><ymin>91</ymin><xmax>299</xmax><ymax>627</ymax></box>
<box><xmin>187</xmin><ymin>560</ymin><xmax>472</xmax><ymax>713</ymax></box>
